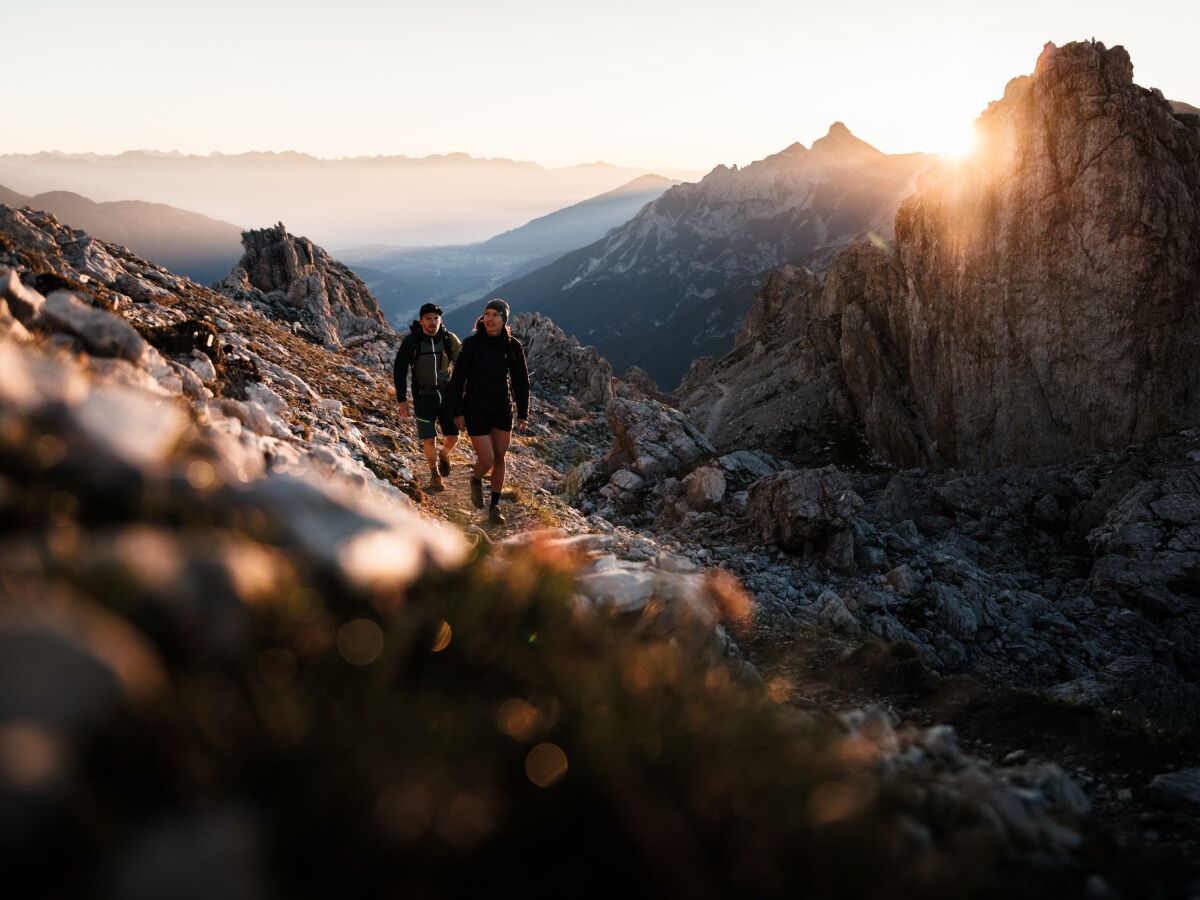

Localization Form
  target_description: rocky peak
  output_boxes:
[869,39,1200,467]
[810,121,883,160]
[217,222,389,350]
[684,39,1200,471]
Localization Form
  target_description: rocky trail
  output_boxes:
[410,440,562,545]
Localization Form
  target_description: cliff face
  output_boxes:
[852,40,1200,467]
[688,41,1200,469]
[218,222,389,349]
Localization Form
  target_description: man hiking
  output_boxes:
[393,302,461,492]
[449,299,530,526]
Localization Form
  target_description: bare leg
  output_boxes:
[489,427,511,497]
[469,434,494,480]
[442,434,459,455]
[422,437,438,472]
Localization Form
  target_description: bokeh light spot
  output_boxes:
[430,620,452,652]
[497,698,539,741]
[186,459,216,489]
[0,722,64,788]
[336,618,384,666]
[525,742,568,788]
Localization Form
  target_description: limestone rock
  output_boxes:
[217,223,389,348]
[847,41,1200,467]
[42,291,149,363]
[511,312,613,407]
[682,466,726,511]
[681,42,1200,470]
[677,265,860,463]
[604,396,714,485]
[1148,768,1200,809]
[0,265,46,325]
[746,466,863,557]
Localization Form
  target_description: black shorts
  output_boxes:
[464,408,513,437]
[412,391,458,440]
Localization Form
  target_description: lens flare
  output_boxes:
[937,122,979,160]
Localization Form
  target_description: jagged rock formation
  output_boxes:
[679,264,862,463]
[460,125,930,386]
[861,40,1200,467]
[1,202,1135,898]
[217,222,390,350]
[684,41,1200,470]
[511,312,613,408]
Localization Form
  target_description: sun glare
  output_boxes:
[936,122,979,160]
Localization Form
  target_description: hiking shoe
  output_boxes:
[437,449,450,477]
[488,506,506,526]
[470,478,484,509]
[429,473,446,492]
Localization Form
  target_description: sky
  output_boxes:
[6,0,1198,171]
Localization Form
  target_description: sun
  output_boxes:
[936,122,979,160]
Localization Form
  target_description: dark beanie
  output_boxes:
[485,298,510,323]
[419,302,443,317]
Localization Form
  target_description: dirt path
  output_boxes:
[410,439,552,545]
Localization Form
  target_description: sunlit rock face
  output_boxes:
[687,41,1200,470]
[846,40,1200,467]
[218,222,389,349]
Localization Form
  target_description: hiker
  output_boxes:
[449,299,530,525]
[393,302,462,492]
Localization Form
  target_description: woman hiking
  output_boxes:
[449,299,530,525]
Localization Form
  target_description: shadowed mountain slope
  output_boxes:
[461,125,928,387]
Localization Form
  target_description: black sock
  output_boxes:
[490,490,500,507]
[471,476,482,485]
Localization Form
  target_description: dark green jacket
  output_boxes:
[392,323,461,401]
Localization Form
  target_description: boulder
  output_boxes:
[604,396,714,484]
[41,291,149,363]
[746,466,863,559]
[683,466,726,511]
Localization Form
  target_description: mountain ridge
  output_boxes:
[463,123,930,386]
[0,183,244,283]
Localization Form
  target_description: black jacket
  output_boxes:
[448,327,530,419]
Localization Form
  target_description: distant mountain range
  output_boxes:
[0,184,243,283]
[0,150,701,248]
[338,175,675,325]
[454,124,930,387]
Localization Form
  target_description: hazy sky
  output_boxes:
[7,0,1197,170]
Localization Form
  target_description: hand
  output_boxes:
[516,418,528,433]
[454,416,466,432]
[398,400,410,418]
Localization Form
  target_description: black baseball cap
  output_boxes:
[419,302,443,317]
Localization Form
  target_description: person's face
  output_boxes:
[483,308,504,335]
[420,312,441,335]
